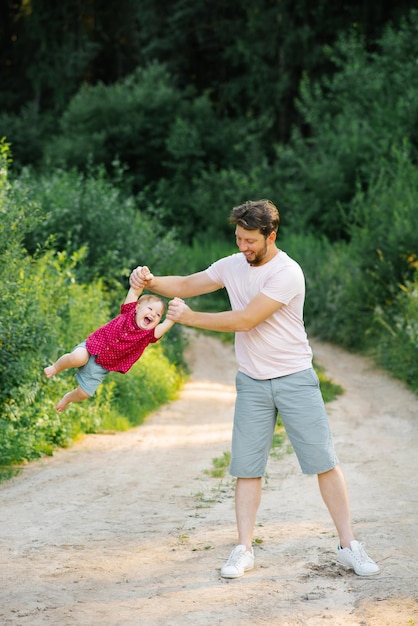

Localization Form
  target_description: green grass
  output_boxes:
[314,360,344,403]
[204,451,231,478]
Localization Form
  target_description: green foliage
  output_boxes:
[370,269,418,393]
[275,10,418,239]
[0,153,186,476]
[43,62,268,241]
[185,237,236,274]
[18,165,181,285]
[158,324,190,374]
[280,147,418,393]
[2,0,412,167]
[281,232,358,345]
[47,276,112,360]
[204,451,231,479]
[2,1,418,479]
[44,64,182,187]
[0,247,184,470]
[149,155,275,242]
[315,362,344,403]
[0,141,44,410]
[108,343,181,426]
[349,148,418,307]
[5,5,418,246]
[0,105,50,166]
[0,245,109,467]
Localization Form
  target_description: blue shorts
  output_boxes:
[74,341,109,396]
[230,369,339,477]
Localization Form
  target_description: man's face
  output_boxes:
[235,225,276,266]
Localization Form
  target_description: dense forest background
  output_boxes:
[1,0,418,474]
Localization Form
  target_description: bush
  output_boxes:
[108,342,181,426]
[349,148,418,309]
[282,148,418,360]
[0,249,185,470]
[0,248,111,466]
[0,149,187,475]
[44,63,182,188]
[43,62,260,198]
[370,269,418,393]
[146,157,277,243]
[43,61,269,241]
[273,10,418,240]
[0,104,54,167]
[279,232,355,345]
[18,165,182,286]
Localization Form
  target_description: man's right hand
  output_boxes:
[130,266,154,290]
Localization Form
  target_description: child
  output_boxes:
[44,268,175,412]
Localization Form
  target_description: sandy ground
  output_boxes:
[1,330,418,626]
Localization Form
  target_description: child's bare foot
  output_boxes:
[55,393,71,412]
[44,365,58,379]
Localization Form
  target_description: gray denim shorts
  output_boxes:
[74,341,109,396]
[230,368,339,477]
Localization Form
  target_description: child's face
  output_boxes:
[135,299,164,330]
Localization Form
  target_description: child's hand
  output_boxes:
[167,297,189,323]
[141,266,154,281]
[130,266,154,289]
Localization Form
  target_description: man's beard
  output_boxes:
[244,241,268,266]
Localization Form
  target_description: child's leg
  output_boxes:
[55,386,90,412]
[45,346,89,378]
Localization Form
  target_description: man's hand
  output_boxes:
[167,297,190,324]
[130,266,154,290]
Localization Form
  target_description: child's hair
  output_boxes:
[137,293,167,313]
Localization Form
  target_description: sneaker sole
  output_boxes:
[337,558,380,576]
[220,564,254,579]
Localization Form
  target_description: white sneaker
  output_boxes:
[337,540,380,576]
[220,544,255,578]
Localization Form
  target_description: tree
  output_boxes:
[272,9,418,239]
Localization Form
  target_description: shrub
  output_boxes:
[44,63,182,188]
[0,104,54,167]
[370,269,418,393]
[0,149,187,474]
[273,10,418,240]
[18,165,182,285]
[282,148,418,360]
[0,248,110,466]
[108,342,181,427]
[145,157,277,243]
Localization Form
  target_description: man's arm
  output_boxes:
[130,266,222,298]
[167,293,284,333]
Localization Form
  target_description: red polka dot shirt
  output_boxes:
[86,302,159,373]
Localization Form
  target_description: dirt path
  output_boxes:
[1,331,418,626]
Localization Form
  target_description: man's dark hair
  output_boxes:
[228,199,280,237]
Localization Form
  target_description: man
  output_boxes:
[130,199,379,578]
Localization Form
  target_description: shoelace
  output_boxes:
[352,542,373,563]
[227,548,247,567]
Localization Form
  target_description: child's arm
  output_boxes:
[124,286,142,304]
[124,266,151,304]
[154,296,184,338]
[154,317,175,339]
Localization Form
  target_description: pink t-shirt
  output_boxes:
[205,251,313,379]
[86,302,158,373]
